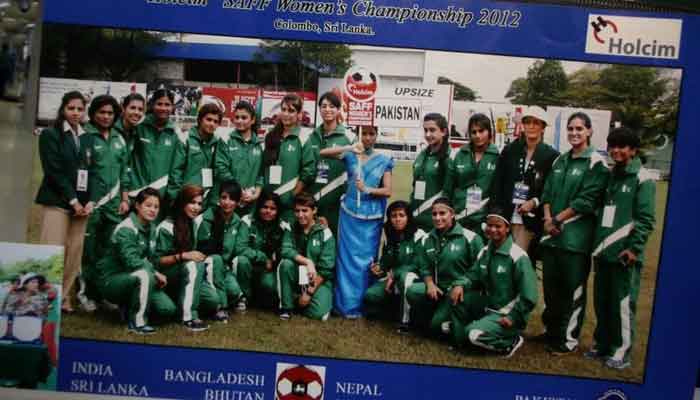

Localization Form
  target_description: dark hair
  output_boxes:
[197,103,223,124]
[318,91,341,108]
[422,113,450,179]
[384,200,417,246]
[53,91,86,131]
[467,113,493,141]
[607,126,640,149]
[122,93,145,109]
[172,184,204,253]
[88,94,121,128]
[485,204,511,227]
[133,187,161,215]
[255,189,284,258]
[256,188,283,220]
[263,94,303,167]
[207,180,242,255]
[233,100,258,134]
[147,89,175,115]
[293,191,317,209]
[567,112,592,145]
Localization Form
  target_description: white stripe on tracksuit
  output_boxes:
[402,272,419,324]
[564,285,584,350]
[128,175,168,197]
[183,261,197,322]
[591,222,634,257]
[314,173,348,201]
[131,269,150,327]
[274,177,298,197]
[539,214,583,242]
[612,295,632,361]
[412,191,444,218]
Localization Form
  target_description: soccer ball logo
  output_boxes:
[344,66,379,102]
[275,363,325,400]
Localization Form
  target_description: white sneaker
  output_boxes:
[77,293,97,312]
[441,321,452,334]
[236,297,247,313]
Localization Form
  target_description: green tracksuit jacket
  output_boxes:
[194,208,250,307]
[406,223,483,332]
[80,124,130,219]
[444,144,499,233]
[540,147,610,253]
[364,229,428,320]
[239,215,291,307]
[168,127,219,207]
[279,222,335,319]
[80,124,131,298]
[263,126,316,219]
[453,235,538,329]
[410,148,449,230]
[113,118,137,157]
[96,212,158,280]
[417,223,484,292]
[240,215,291,266]
[281,222,336,283]
[592,157,656,263]
[128,114,180,199]
[35,125,88,209]
[307,124,351,233]
[214,129,264,215]
[96,213,176,327]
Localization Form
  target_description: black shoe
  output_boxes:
[213,310,229,323]
[236,297,247,313]
[128,323,156,335]
[503,335,524,358]
[396,324,410,334]
[183,319,209,332]
[546,343,577,356]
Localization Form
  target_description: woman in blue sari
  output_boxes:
[320,126,394,318]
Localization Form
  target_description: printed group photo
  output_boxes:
[30,22,681,384]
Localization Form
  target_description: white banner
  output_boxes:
[38,78,147,121]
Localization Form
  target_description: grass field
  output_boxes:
[28,152,665,383]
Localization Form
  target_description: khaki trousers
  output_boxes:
[39,206,88,307]
[511,223,534,251]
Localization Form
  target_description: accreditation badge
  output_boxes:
[298,265,310,286]
[77,169,88,192]
[602,205,616,228]
[466,185,482,214]
[414,180,426,200]
[201,168,213,188]
[315,160,329,184]
[269,165,282,185]
[512,181,529,205]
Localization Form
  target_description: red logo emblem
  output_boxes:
[591,16,618,44]
[276,364,325,400]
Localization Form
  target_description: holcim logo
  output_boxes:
[585,14,682,60]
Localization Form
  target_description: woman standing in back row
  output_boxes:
[489,106,559,253]
[538,112,609,355]
[128,89,180,219]
[35,91,90,313]
[261,94,316,223]
[410,113,450,231]
[308,91,351,234]
[444,113,499,240]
